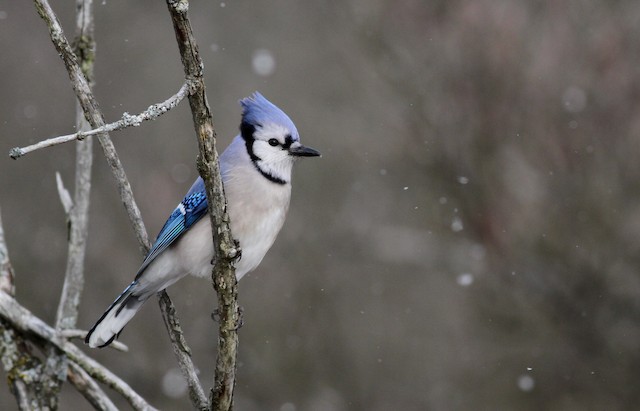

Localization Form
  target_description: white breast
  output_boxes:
[223,161,291,279]
[181,137,292,280]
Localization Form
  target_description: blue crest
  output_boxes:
[240,92,299,141]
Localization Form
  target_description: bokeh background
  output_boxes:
[2,0,640,410]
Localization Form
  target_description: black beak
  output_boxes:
[289,144,321,157]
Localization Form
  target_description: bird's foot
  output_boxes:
[230,239,242,262]
[235,305,244,330]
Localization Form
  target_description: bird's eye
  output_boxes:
[268,138,279,147]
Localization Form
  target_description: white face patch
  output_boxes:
[254,123,293,145]
[250,123,297,184]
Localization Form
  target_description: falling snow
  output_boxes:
[451,216,464,232]
[252,49,276,76]
[161,368,188,399]
[280,403,296,411]
[562,86,587,113]
[457,273,474,286]
[517,374,535,392]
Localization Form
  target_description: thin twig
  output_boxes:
[0,209,14,296]
[60,328,129,352]
[43,0,97,404]
[1,212,56,409]
[34,0,151,252]
[159,291,208,410]
[10,378,31,411]
[55,172,74,214]
[55,0,94,333]
[0,319,36,411]
[9,82,191,160]
[30,2,190,409]
[0,291,158,411]
[166,1,241,410]
[54,136,91,331]
[33,2,208,409]
[68,362,119,411]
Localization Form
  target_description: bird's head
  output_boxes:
[239,92,320,185]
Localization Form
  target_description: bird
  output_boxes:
[85,92,320,348]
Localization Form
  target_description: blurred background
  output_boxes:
[2,0,640,410]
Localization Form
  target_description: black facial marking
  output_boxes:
[240,121,260,162]
[240,121,287,185]
[240,121,257,141]
[259,171,287,185]
[283,134,293,149]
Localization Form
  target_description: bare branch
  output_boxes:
[0,209,15,296]
[9,2,215,410]
[10,82,191,160]
[55,0,95,334]
[165,1,241,409]
[56,172,74,215]
[34,0,151,252]
[10,377,31,411]
[1,212,62,409]
[31,2,208,409]
[158,291,208,410]
[0,319,46,411]
[68,362,119,411]
[0,291,158,411]
[40,1,98,406]
[60,329,129,352]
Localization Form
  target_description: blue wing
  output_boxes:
[135,178,208,278]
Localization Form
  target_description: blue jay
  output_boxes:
[85,92,320,348]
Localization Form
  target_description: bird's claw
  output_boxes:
[231,239,242,262]
[235,306,244,330]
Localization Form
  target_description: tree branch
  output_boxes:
[29,1,205,408]
[0,319,50,411]
[159,291,208,410]
[0,209,14,296]
[41,0,97,404]
[165,1,241,410]
[33,1,210,408]
[0,210,34,410]
[67,362,119,411]
[60,329,128,352]
[59,0,95,329]
[9,82,192,160]
[34,0,151,253]
[7,1,226,409]
[0,291,158,411]
[0,212,62,409]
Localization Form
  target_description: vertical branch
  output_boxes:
[0,291,159,411]
[56,0,95,333]
[0,325,57,411]
[50,3,118,408]
[34,0,151,252]
[0,209,14,296]
[0,210,56,410]
[0,211,27,410]
[42,0,98,405]
[34,1,208,409]
[165,1,241,410]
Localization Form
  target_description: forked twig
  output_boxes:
[10,82,191,160]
